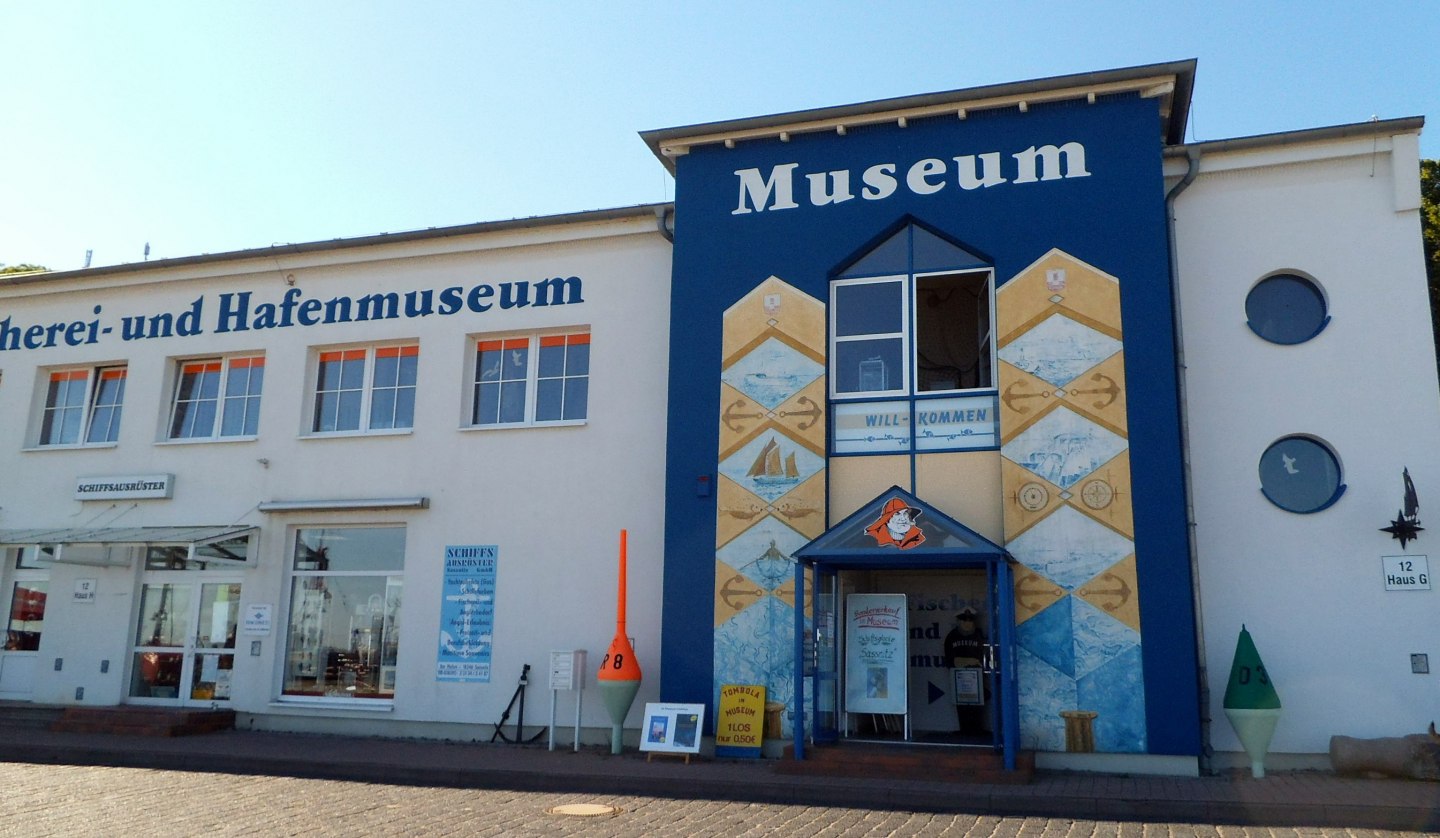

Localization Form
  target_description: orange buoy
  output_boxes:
[597,529,642,752]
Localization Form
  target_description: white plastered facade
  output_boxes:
[0,209,672,740]
[1170,128,1440,763]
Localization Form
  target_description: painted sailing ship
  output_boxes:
[748,438,800,487]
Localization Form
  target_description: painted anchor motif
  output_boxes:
[1077,572,1132,612]
[778,396,822,430]
[1068,372,1120,409]
[723,399,765,432]
[720,574,765,611]
[1015,572,1064,612]
[1002,380,1052,414]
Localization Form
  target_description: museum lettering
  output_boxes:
[732,141,1091,215]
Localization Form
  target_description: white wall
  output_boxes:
[0,212,672,736]
[1172,133,1440,755]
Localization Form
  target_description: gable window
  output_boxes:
[39,365,127,446]
[168,355,265,440]
[829,222,997,455]
[471,331,589,427]
[310,344,418,434]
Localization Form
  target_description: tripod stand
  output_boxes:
[491,663,547,744]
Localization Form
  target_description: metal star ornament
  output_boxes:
[1380,467,1423,550]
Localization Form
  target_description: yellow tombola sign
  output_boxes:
[715,684,766,758]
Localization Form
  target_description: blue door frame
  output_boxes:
[791,555,1019,771]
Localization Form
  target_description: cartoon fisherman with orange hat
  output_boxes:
[865,497,926,549]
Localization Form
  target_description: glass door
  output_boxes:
[130,579,241,705]
[0,548,49,699]
[811,566,841,743]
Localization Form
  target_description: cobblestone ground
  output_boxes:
[2,763,1428,838]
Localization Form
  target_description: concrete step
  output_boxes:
[775,742,1035,784]
[0,703,67,730]
[49,707,235,736]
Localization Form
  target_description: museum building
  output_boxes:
[2,60,1435,775]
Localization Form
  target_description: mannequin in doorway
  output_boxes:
[944,609,988,733]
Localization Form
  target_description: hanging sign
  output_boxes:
[436,545,497,682]
[714,684,766,758]
[844,593,908,714]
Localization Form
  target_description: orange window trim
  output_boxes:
[51,370,89,382]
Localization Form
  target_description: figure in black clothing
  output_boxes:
[944,609,988,733]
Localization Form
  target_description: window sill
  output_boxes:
[22,442,120,452]
[461,419,587,432]
[271,697,395,712]
[301,428,415,440]
[155,436,259,446]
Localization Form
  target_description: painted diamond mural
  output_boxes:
[1006,505,1134,591]
[997,313,1121,388]
[721,337,824,410]
[719,430,826,503]
[716,516,806,591]
[1006,406,1127,490]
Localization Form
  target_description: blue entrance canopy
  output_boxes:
[794,485,1008,568]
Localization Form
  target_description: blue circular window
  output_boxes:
[1245,273,1329,345]
[1259,436,1345,513]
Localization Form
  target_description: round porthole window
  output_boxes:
[1258,436,1345,513]
[1245,273,1329,345]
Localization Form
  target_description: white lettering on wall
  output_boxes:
[732,141,1091,214]
[733,163,800,215]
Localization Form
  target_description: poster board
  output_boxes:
[844,593,908,715]
[952,667,984,706]
[638,703,705,755]
[714,684,765,758]
[435,545,497,682]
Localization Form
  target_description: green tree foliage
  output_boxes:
[1424,160,1440,370]
[0,263,48,275]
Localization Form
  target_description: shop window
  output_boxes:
[1259,435,1345,513]
[167,355,265,440]
[309,344,418,434]
[283,527,403,700]
[1245,273,1329,345]
[38,365,127,446]
[471,331,589,427]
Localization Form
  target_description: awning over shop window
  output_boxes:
[0,525,257,567]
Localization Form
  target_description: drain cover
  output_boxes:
[546,803,619,817]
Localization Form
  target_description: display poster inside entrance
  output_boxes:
[844,593,908,714]
[436,545,497,682]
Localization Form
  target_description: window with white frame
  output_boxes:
[830,271,993,399]
[309,345,418,434]
[471,331,589,426]
[168,355,265,440]
[282,527,403,700]
[38,365,128,446]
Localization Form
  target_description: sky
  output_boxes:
[2,2,1436,272]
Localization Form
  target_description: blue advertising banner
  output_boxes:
[436,545,497,683]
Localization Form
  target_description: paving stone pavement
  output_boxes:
[2,762,1432,838]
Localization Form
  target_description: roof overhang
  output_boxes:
[642,60,1197,173]
[0,525,257,567]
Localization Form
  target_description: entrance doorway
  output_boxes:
[0,548,49,699]
[129,570,241,705]
[841,569,998,745]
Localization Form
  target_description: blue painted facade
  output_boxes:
[660,85,1201,756]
